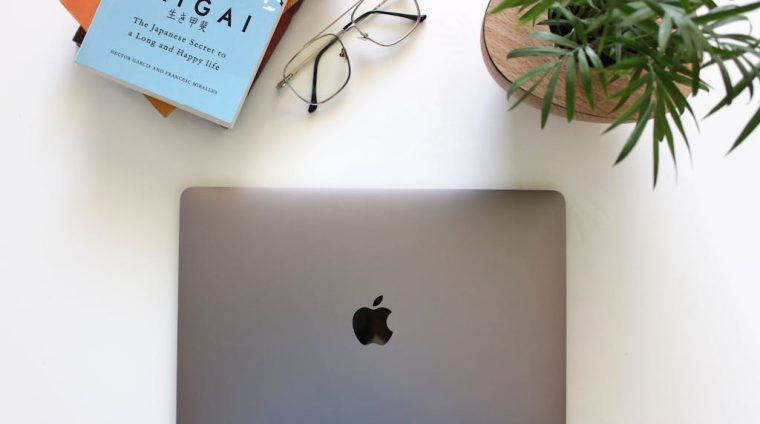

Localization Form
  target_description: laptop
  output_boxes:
[177,188,566,424]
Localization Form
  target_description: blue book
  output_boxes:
[77,0,285,127]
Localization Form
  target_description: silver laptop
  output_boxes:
[178,188,566,424]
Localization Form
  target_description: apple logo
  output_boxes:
[352,295,393,346]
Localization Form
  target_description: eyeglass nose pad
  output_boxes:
[357,33,371,41]
[339,48,347,58]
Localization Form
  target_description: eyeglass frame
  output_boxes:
[277,0,427,112]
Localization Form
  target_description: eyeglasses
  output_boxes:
[277,0,427,113]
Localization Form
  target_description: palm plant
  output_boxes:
[494,0,760,185]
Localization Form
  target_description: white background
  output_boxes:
[2,1,760,423]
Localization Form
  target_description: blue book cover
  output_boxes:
[77,0,285,127]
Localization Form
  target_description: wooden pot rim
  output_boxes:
[481,1,640,124]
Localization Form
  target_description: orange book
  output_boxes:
[61,0,303,119]
[60,0,98,30]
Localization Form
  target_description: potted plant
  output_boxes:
[482,0,760,185]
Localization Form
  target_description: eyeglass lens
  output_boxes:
[284,35,351,106]
[353,0,421,46]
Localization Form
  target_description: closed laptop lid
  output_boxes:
[177,188,566,424]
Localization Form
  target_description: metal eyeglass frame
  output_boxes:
[277,0,427,113]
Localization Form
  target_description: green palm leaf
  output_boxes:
[494,0,760,185]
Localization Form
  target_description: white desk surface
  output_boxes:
[2,2,760,423]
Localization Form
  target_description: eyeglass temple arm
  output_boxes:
[308,36,342,113]
[308,11,427,113]
[342,10,427,31]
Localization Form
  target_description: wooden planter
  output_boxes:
[481,0,634,123]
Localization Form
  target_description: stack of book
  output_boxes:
[61,0,304,127]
